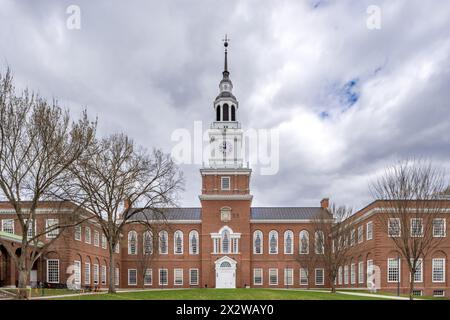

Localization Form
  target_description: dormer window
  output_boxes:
[221,177,230,190]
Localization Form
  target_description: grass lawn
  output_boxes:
[53,288,389,300]
[338,289,447,300]
[2,288,83,298]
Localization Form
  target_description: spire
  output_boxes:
[222,34,230,79]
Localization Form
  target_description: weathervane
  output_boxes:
[222,34,230,48]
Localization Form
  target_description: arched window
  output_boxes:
[216,105,221,121]
[143,231,153,255]
[284,230,293,254]
[231,105,236,121]
[253,230,263,254]
[222,104,229,121]
[159,230,168,254]
[299,230,309,254]
[269,230,278,254]
[128,231,137,255]
[221,229,230,254]
[220,261,232,268]
[189,230,199,255]
[315,231,325,254]
[174,230,183,254]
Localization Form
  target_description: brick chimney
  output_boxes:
[124,198,132,210]
[320,198,329,209]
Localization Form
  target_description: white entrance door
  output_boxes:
[216,261,236,288]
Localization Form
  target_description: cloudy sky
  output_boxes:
[1,0,449,211]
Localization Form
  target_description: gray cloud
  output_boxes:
[1,0,449,211]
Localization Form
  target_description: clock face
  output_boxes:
[218,141,233,155]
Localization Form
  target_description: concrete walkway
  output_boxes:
[336,290,418,300]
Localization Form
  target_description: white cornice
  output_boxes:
[0,208,78,214]
[250,219,334,224]
[129,220,201,224]
[200,168,252,175]
[199,194,253,201]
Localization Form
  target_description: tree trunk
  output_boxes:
[17,252,29,299]
[330,276,336,293]
[409,270,415,300]
[108,245,116,294]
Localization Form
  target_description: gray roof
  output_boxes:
[128,207,329,222]
[127,208,201,221]
[251,207,330,220]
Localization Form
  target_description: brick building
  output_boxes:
[0,40,449,297]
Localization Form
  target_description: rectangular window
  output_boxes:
[358,261,364,284]
[410,218,423,237]
[24,219,35,239]
[115,243,120,253]
[45,219,59,238]
[387,258,400,283]
[1,219,14,234]
[213,238,220,254]
[315,268,324,286]
[366,221,373,240]
[338,267,342,285]
[101,265,107,285]
[432,258,445,283]
[174,268,183,286]
[94,230,100,247]
[232,238,239,254]
[159,269,168,286]
[366,260,374,284]
[388,218,401,237]
[284,268,293,286]
[46,259,60,283]
[269,268,278,285]
[85,227,91,244]
[253,268,263,285]
[93,264,99,285]
[74,225,81,241]
[102,234,107,249]
[144,269,152,285]
[433,218,446,237]
[350,264,356,284]
[433,290,445,297]
[357,225,363,243]
[74,260,81,286]
[85,263,91,285]
[221,176,230,190]
[115,267,119,286]
[128,269,137,286]
[411,259,423,283]
[189,269,199,286]
[300,268,308,286]
[344,266,349,285]
[350,229,356,246]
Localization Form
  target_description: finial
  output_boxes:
[222,34,230,48]
[222,34,230,75]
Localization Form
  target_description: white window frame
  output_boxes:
[115,267,119,286]
[314,231,324,255]
[357,225,363,244]
[387,258,401,283]
[344,265,349,285]
[410,218,424,238]
[269,268,278,286]
[268,230,278,254]
[159,268,168,286]
[350,263,356,284]
[189,230,199,255]
[338,267,342,285]
[253,268,263,285]
[45,219,59,239]
[74,225,82,241]
[358,261,364,284]
[46,259,60,283]
[174,230,184,255]
[410,258,423,283]
[315,268,325,286]
[221,176,231,190]
[189,268,199,286]
[432,258,445,283]
[433,218,446,237]
[299,230,309,255]
[300,268,308,286]
[253,230,263,254]
[144,269,153,286]
[74,260,81,285]
[366,221,373,240]
[284,268,294,286]
[84,262,91,285]
[284,230,294,255]
[159,231,168,254]
[102,234,107,249]
[128,230,138,255]
[128,269,137,286]
[388,218,401,238]
[101,265,107,285]
[85,227,91,244]
[93,264,99,285]
[94,230,100,247]
[1,219,14,234]
[350,229,356,246]
[174,268,183,286]
[24,219,36,239]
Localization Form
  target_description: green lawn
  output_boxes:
[338,289,447,300]
[53,288,388,300]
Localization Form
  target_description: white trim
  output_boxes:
[199,194,253,201]
[174,268,183,286]
[315,268,325,286]
[200,169,252,175]
[144,268,153,286]
[46,259,60,283]
[189,268,199,286]
[128,269,137,286]
[250,219,334,224]
[253,268,263,286]
[432,258,446,283]
[269,268,278,286]
[387,258,401,283]
[159,268,169,286]
[221,176,231,191]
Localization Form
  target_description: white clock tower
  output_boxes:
[208,35,244,169]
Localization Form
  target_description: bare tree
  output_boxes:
[312,204,353,293]
[63,134,183,293]
[0,68,96,298]
[370,159,448,300]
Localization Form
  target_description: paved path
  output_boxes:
[336,290,417,300]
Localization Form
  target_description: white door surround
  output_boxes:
[215,256,237,288]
